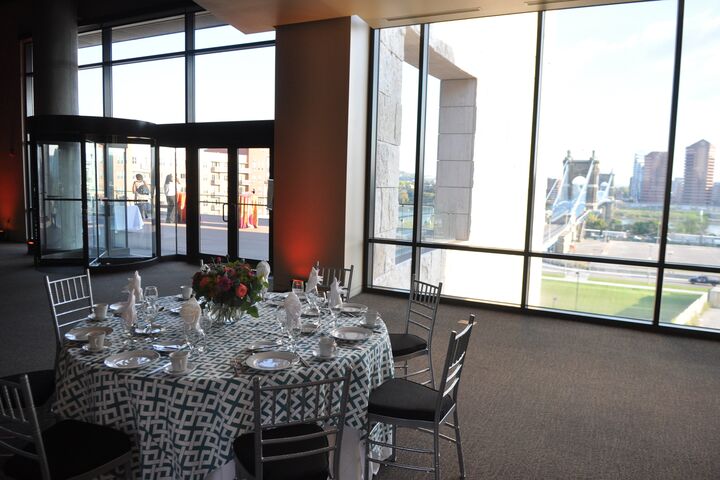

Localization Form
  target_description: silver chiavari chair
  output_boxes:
[233,368,352,480]
[390,275,442,387]
[314,261,354,300]
[45,269,95,349]
[365,315,476,480]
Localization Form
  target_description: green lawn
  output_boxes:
[539,278,701,322]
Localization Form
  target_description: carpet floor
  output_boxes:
[1,242,719,479]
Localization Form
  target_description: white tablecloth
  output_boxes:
[111,203,144,231]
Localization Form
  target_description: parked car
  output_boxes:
[689,275,720,286]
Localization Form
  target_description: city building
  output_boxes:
[639,151,667,204]
[629,154,643,202]
[682,139,715,205]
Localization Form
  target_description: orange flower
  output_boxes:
[236,283,248,298]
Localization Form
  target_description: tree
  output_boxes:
[585,212,607,230]
[630,220,659,236]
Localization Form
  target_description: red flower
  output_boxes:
[236,283,248,298]
[199,277,210,288]
[218,275,233,292]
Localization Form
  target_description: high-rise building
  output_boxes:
[629,154,643,202]
[682,140,715,206]
[640,151,667,203]
[671,177,684,204]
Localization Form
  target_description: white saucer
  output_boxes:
[311,349,337,361]
[81,343,109,353]
[359,322,382,330]
[163,362,197,376]
[87,313,110,322]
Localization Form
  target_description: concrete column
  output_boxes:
[33,0,81,253]
[434,78,476,241]
[273,17,368,293]
[34,0,78,116]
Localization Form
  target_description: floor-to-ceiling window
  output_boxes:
[25,9,275,265]
[368,0,720,333]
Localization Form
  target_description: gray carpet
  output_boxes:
[1,242,719,479]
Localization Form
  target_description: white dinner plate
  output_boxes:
[135,326,163,336]
[164,362,197,376]
[65,326,113,342]
[245,351,299,371]
[152,340,186,353]
[330,326,372,342]
[358,322,382,331]
[109,302,125,312]
[170,307,182,314]
[266,299,285,308]
[339,303,368,315]
[87,313,111,322]
[104,350,159,369]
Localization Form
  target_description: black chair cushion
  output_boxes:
[233,423,329,480]
[3,419,131,480]
[389,333,427,358]
[368,378,454,422]
[1,369,56,406]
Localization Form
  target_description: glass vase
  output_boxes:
[206,302,245,326]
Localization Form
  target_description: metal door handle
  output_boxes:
[222,203,228,222]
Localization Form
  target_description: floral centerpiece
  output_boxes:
[191,259,267,324]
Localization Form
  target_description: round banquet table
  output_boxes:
[53,294,394,479]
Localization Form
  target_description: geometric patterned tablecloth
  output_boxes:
[53,295,394,479]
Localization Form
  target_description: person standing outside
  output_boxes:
[132,174,151,219]
[164,174,180,222]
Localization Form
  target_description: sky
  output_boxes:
[396,0,720,188]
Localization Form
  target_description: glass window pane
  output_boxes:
[528,258,657,322]
[660,269,720,330]
[195,48,275,121]
[25,76,33,116]
[419,249,524,305]
[24,42,33,73]
[78,67,103,116]
[532,1,676,261]
[199,148,228,256]
[421,15,536,249]
[370,242,412,291]
[78,30,102,65]
[666,0,720,267]
[195,12,275,49]
[112,16,184,61]
[373,27,420,240]
[112,58,185,124]
[160,147,187,256]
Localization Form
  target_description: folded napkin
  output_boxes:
[121,291,137,329]
[328,277,343,308]
[256,260,271,282]
[284,291,302,324]
[126,270,143,302]
[180,297,202,331]
[306,266,321,293]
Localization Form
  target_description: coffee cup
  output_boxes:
[169,350,189,372]
[364,310,379,327]
[93,303,108,320]
[86,331,106,351]
[318,336,337,357]
[180,285,193,300]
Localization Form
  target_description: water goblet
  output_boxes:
[329,303,342,330]
[291,280,304,297]
[285,315,302,354]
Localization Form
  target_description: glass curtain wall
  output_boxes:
[368,0,720,332]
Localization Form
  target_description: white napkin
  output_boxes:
[284,291,302,323]
[306,266,320,293]
[126,270,143,302]
[256,260,271,281]
[180,297,202,331]
[328,277,343,308]
[121,291,137,329]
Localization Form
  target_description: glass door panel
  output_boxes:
[199,148,229,256]
[86,141,107,264]
[237,147,270,261]
[160,147,187,255]
[38,142,83,260]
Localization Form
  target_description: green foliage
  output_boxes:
[629,220,659,236]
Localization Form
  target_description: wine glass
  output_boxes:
[285,315,302,353]
[142,286,159,335]
[291,280,304,297]
[144,286,158,307]
[329,303,342,330]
